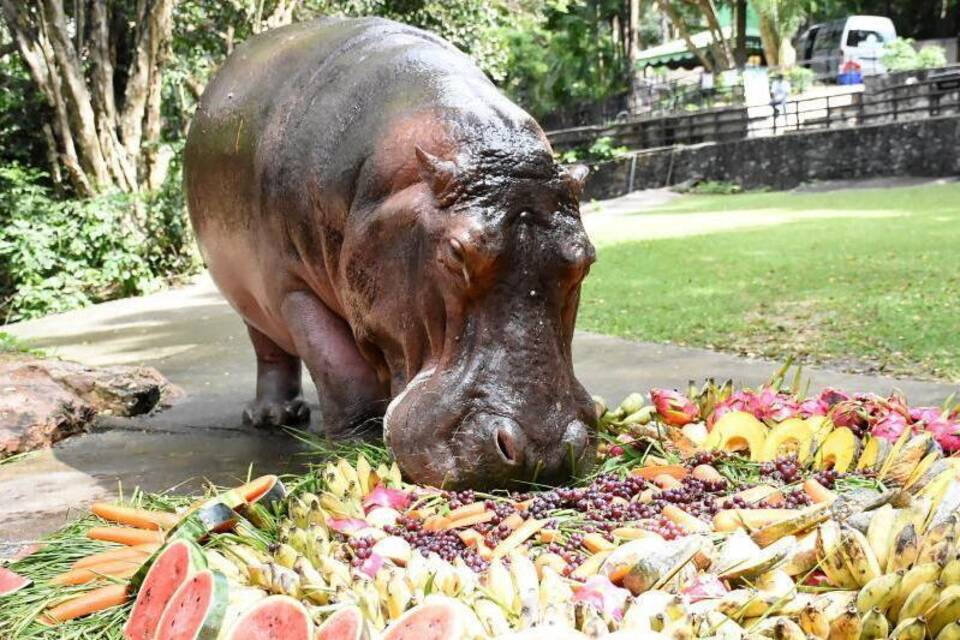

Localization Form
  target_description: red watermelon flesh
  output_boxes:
[124,540,205,640]
[225,595,313,640]
[0,566,31,596]
[315,605,364,640]
[382,599,467,640]
[154,569,228,640]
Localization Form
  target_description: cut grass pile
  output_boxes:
[578,182,960,381]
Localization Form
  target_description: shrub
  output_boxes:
[882,38,948,72]
[558,136,629,164]
[689,180,743,195]
[784,66,815,93]
[0,162,200,323]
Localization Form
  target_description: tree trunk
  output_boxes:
[626,0,641,112]
[698,0,734,70]
[659,0,714,71]
[735,0,747,68]
[759,13,780,68]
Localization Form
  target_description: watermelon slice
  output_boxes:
[222,594,313,640]
[154,569,229,640]
[315,605,365,640]
[124,539,206,640]
[382,596,483,640]
[0,565,31,596]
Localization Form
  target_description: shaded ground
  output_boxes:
[2,271,955,548]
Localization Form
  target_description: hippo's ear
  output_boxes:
[415,146,459,196]
[562,164,589,199]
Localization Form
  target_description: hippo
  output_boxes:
[184,16,597,488]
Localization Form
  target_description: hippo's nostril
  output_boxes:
[495,428,519,464]
[563,420,591,462]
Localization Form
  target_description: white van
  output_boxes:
[799,16,897,80]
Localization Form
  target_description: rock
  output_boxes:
[0,355,178,456]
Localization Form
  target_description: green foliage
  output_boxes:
[784,66,815,93]
[0,163,200,323]
[0,49,49,169]
[558,136,628,163]
[882,38,948,72]
[688,180,743,195]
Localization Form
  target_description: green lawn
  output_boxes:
[578,182,960,382]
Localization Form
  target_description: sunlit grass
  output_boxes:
[579,182,960,381]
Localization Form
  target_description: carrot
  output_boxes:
[582,532,617,553]
[492,518,545,559]
[39,583,129,625]
[444,510,495,530]
[734,484,784,507]
[502,513,524,530]
[72,543,157,569]
[447,502,486,521]
[662,504,712,533]
[87,526,164,546]
[691,464,726,484]
[632,464,689,481]
[236,474,278,503]
[457,529,484,548]
[713,508,796,532]
[51,559,142,586]
[91,503,179,530]
[803,477,838,504]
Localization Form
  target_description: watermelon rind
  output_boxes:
[155,569,230,640]
[124,539,207,640]
[221,594,313,640]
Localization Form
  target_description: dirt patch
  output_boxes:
[0,355,180,457]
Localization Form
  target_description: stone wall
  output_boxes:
[581,115,960,200]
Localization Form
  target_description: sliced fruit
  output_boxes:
[806,415,834,444]
[224,595,313,640]
[716,535,794,581]
[713,508,797,532]
[761,418,813,462]
[750,502,831,547]
[124,539,207,640]
[706,411,768,461]
[856,435,892,471]
[316,606,365,640]
[154,569,229,640]
[814,427,859,472]
[884,433,939,486]
[877,428,916,483]
[0,565,30,596]
[381,596,482,640]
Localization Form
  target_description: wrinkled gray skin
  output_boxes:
[184,17,597,488]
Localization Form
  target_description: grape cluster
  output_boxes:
[812,467,840,488]
[473,500,524,549]
[686,450,729,468]
[347,536,376,567]
[383,516,488,572]
[758,456,802,483]
[782,488,813,508]
[444,489,477,511]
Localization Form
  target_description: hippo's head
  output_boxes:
[363,134,597,489]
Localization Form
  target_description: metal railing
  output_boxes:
[547,73,960,153]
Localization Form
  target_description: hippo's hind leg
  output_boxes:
[243,323,311,429]
[281,290,389,438]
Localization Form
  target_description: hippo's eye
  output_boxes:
[440,237,471,285]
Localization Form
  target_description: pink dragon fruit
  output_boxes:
[682,574,728,602]
[326,517,367,535]
[572,575,630,621]
[362,485,412,512]
[650,388,700,427]
[871,412,909,443]
[925,414,960,453]
[799,388,852,417]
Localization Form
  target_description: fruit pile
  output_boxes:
[2,379,960,640]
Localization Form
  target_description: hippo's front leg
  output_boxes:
[243,324,311,429]
[281,290,389,437]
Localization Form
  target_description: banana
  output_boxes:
[661,614,694,640]
[575,601,608,637]
[539,566,575,627]
[859,607,889,639]
[828,604,862,640]
[927,591,960,637]
[799,602,830,639]
[336,458,362,500]
[888,524,920,573]
[839,526,883,586]
[938,622,960,640]
[856,571,902,614]
[918,517,959,565]
[385,570,412,620]
[484,557,516,612]
[866,504,897,569]
[896,579,941,623]
[293,557,329,604]
[508,550,540,628]
[287,495,310,528]
[271,542,300,568]
[818,522,860,589]
[942,555,960,586]
[355,454,372,496]
[889,616,926,640]
[889,561,942,621]
[473,597,511,637]
[322,462,349,497]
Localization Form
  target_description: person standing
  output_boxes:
[770,73,791,131]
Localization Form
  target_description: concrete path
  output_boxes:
[3,273,956,548]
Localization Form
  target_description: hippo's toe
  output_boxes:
[242,397,311,429]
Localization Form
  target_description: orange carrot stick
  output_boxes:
[713,508,796,532]
[236,475,277,503]
[51,559,142,586]
[39,584,130,625]
[662,504,711,533]
[90,503,179,530]
[803,477,838,504]
[72,543,157,569]
[632,464,689,481]
[87,527,164,546]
